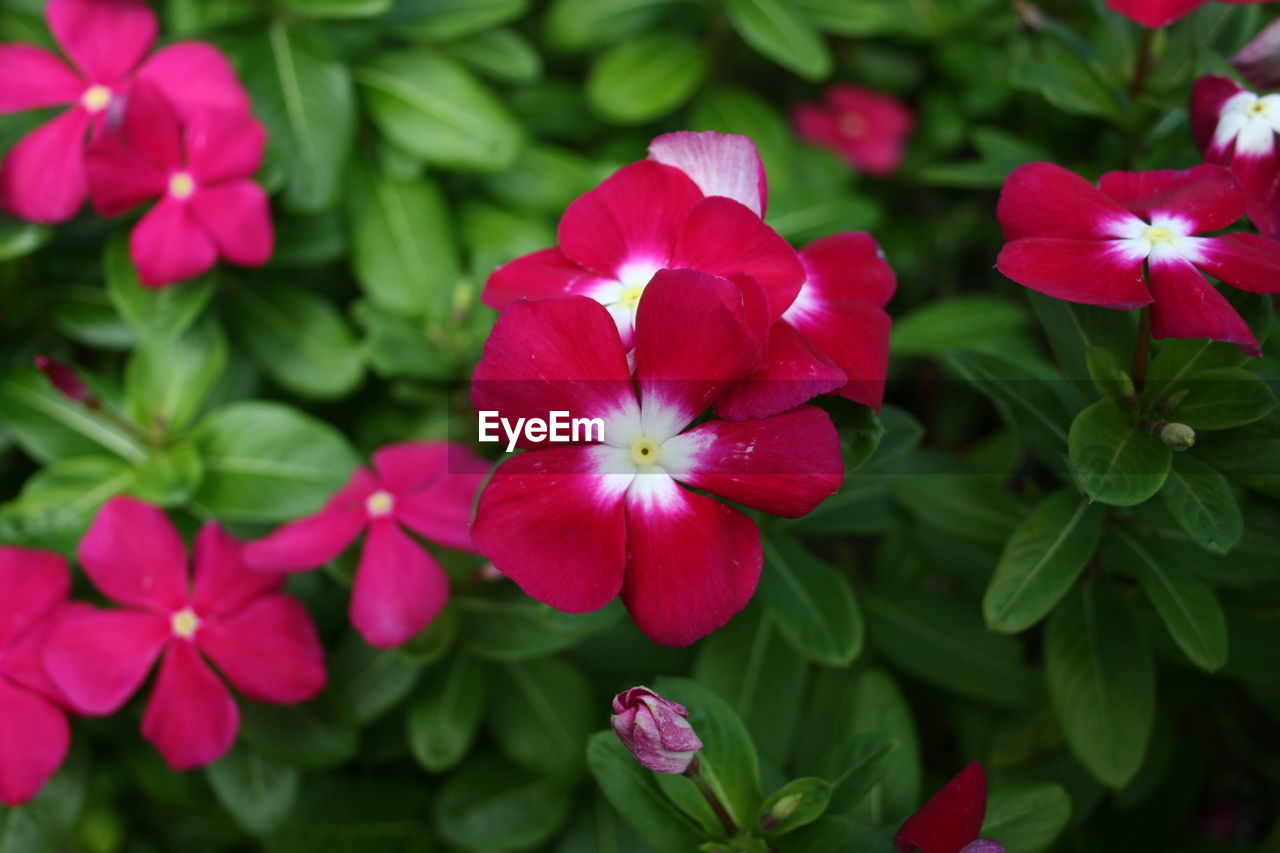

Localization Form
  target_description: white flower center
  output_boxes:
[171,607,200,639]
[1112,215,1202,264]
[366,490,395,518]
[168,171,196,200]
[1214,91,1280,156]
[81,84,112,113]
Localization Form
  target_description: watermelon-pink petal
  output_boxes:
[0,547,70,651]
[242,468,376,571]
[996,238,1152,309]
[185,110,265,184]
[189,179,274,266]
[350,519,451,648]
[1106,0,1208,27]
[78,495,189,611]
[0,679,69,807]
[997,162,1138,241]
[1194,232,1280,293]
[714,322,846,421]
[43,604,170,715]
[648,130,768,216]
[483,247,612,310]
[133,41,251,119]
[198,595,326,704]
[84,128,165,216]
[378,443,487,553]
[0,46,82,113]
[799,232,896,307]
[141,641,238,770]
[794,299,893,409]
[1148,256,1260,356]
[130,195,219,287]
[1097,165,1244,234]
[46,0,156,85]
[117,81,184,172]
[0,107,91,224]
[191,523,285,618]
[1191,75,1245,159]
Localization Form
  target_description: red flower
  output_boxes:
[0,0,248,224]
[1232,18,1280,92]
[244,442,488,649]
[469,270,843,647]
[1191,75,1280,237]
[996,161,1280,356]
[85,81,272,287]
[0,548,71,806]
[484,132,803,347]
[43,497,326,771]
[1106,0,1268,28]
[792,85,914,177]
[896,762,1005,853]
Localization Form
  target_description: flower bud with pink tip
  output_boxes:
[610,686,703,774]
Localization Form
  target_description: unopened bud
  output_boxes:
[1232,18,1280,91]
[33,355,95,405]
[610,686,702,774]
[959,842,1007,853]
[1157,422,1196,451]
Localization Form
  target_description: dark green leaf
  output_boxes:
[1069,399,1170,506]
[891,297,1028,357]
[1159,453,1242,554]
[329,633,424,724]
[545,0,675,50]
[490,657,594,781]
[385,0,529,41]
[587,733,709,853]
[239,700,359,769]
[408,655,487,772]
[981,783,1071,853]
[280,0,390,17]
[759,534,863,666]
[759,777,831,835]
[458,593,623,660]
[207,743,299,836]
[433,753,572,850]
[1166,367,1276,431]
[0,744,88,853]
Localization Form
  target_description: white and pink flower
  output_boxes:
[1192,75,1280,238]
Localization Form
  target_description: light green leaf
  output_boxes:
[130,440,204,507]
[1069,398,1170,506]
[105,234,215,340]
[892,297,1029,356]
[0,369,147,465]
[124,318,227,433]
[280,0,390,17]
[726,0,832,81]
[759,777,831,835]
[385,0,529,42]
[586,35,708,124]
[445,28,542,82]
[546,0,675,50]
[0,456,135,551]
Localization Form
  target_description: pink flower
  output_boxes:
[469,270,843,647]
[244,442,488,649]
[0,548,71,806]
[484,132,803,347]
[895,762,1004,853]
[85,82,272,287]
[792,85,914,177]
[1191,75,1280,237]
[1106,0,1268,28]
[610,686,703,774]
[996,161,1280,356]
[33,354,94,405]
[42,497,326,771]
[1232,19,1280,92]
[0,0,248,223]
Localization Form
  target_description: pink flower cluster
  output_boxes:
[0,0,272,286]
[470,131,895,647]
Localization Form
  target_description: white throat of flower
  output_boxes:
[590,259,664,335]
[1113,215,1203,264]
[1214,91,1280,156]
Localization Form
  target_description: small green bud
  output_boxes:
[1157,422,1196,451]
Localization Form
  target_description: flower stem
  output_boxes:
[1128,28,1155,102]
[684,758,739,839]
[1131,308,1151,392]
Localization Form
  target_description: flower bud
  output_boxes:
[610,686,703,774]
[1157,422,1196,451]
[33,355,94,405]
[1232,18,1280,91]
[959,842,1006,853]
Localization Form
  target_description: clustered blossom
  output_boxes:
[0,0,271,286]
[792,84,915,177]
[895,762,1006,853]
[610,686,703,774]
[1107,0,1269,28]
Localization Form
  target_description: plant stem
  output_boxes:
[684,759,739,839]
[1131,308,1151,392]
[1128,28,1155,102]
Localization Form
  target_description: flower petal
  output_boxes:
[1193,232,1280,293]
[78,495,189,611]
[714,322,847,421]
[557,160,702,278]
[998,162,1139,241]
[797,232,896,307]
[0,46,82,113]
[376,443,487,552]
[141,641,238,770]
[1148,255,1260,356]
[189,179,274,267]
[0,547,70,651]
[133,42,250,119]
[648,130,767,216]
[115,80,183,172]
[46,0,156,84]
[996,238,1152,309]
[198,595,326,704]
[471,446,630,613]
[84,128,165,216]
[43,604,169,715]
[663,406,843,517]
[350,519,451,648]
[1097,165,1245,234]
[1105,0,1206,27]
[794,300,892,409]
[1227,145,1280,234]
[0,108,90,224]
[621,479,761,647]
[0,679,69,807]
[958,842,1006,853]
[483,248,612,310]
[1192,75,1247,158]
[895,761,988,853]
[1231,20,1280,92]
[191,523,285,618]
[242,468,376,571]
[185,111,265,184]
[0,612,67,702]
[130,195,219,287]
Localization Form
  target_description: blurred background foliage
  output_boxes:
[1,0,1278,851]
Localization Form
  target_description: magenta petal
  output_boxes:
[1,614,67,702]
[0,547,70,651]
[350,519,450,648]
[375,443,486,552]
[0,108,90,224]
[133,42,250,119]
[996,238,1152,309]
[1192,75,1247,159]
[1097,165,1244,234]
[958,843,1006,853]
[895,761,988,853]
[243,469,375,571]
[84,130,165,216]
[371,441,454,494]
[141,641,238,771]
[794,299,892,409]
[189,180,274,267]
[714,322,847,421]
[116,81,183,172]
[0,679,69,807]
[1105,0,1206,27]
[664,406,843,517]
[185,110,265,184]
[130,196,219,287]
[1231,20,1280,91]
[1148,256,1260,356]
[43,604,170,715]
[191,523,284,618]
[998,162,1138,241]
[198,595,326,704]
[483,248,610,310]
[622,483,761,647]
[471,446,629,614]
[78,496,189,611]
[557,160,701,278]
[1194,232,1280,293]
[799,232,896,306]
[1227,148,1280,234]
[46,0,156,85]
[648,130,767,216]
[0,46,83,113]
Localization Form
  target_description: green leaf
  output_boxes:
[239,699,359,769]
[586,35,708,125]
[240,24,355,213]
[0,369,147,464]
[1107,530,1229,672]
[891,297,1029,357]
[816,734,898,818]
[347,161,459,319]
[408,654,487,772]
[759,534,863,666]
[984,489,1105,633]
[587,733,709,853]
[759,777,831,835]
[0,217,51,261]
[280,0,390,17]
[545,0,675,50]
[231,283,365,400]
[891,468,1027,546]
[1028,292,1136,385]
[1045,585,1155,788]
[130,440,204,507]
[124,318,227,432]
[1069,399,1170,506]
[329,633,424,724]
[490,657,594,782]
[783,816,897,853]
[0,744,88,853]
[193,401,360,522]
[206,743,299,836]
[0,456,134,550]
[264,776,433,851]
[358,49,522,172]
[458,593,623,660]
[385,0,529,42]
[445,28,542,82]
[981,783,1072,853]
[1010,38,1121,122]
[1166,367,1276,431]
[105,234,215,340]
[1159,453,1242,554]
[726,0,832,81]
[433,753,573,850]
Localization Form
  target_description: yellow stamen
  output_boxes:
[629,437,662,468]
[171,607,200,639]
[619,285,645,310]
[81,84,112,113]
[1249,100,1268,114]
[1144,225,1174,243]
[366,490,395,518]
[168,172,196,200]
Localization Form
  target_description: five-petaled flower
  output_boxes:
[996,161,1280,356]
[42,497,326,771]
[792,85,914,177]
[1192,75,1280,238]
[86,81,273,287]
[470,270,843,647]
[0,548,72,806]
[244,442,488,649]
[1106,0,1268,28]
[0,0,248,223]
[610,686,703,774]
[895,761,1005,853]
